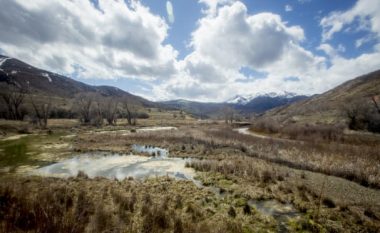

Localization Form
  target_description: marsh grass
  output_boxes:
[73,124,380,188]
[0,175,263,233]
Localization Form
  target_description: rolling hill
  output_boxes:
[0,55,152,106]
[160,93,308,118]
[258,69,380,125]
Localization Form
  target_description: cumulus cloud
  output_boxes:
[150,1,326,101]
[166,1,175,24]
[199,0,235,16]
[285,5,293,12]
[0,0,178,80]
[320,0,380,42]
[317,43,345,58]
[1,0,380,102]
[153,1,380,102]
[191,2,306,71]
[298,0,312,4]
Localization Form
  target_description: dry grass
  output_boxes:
[1,120,380,232]
[75,124,380,188]
[0,175,275,233]
[205,126,380,188]
[187,156,380,232]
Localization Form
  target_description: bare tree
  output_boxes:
[222,106,235,124]
[75,93,94,124]
[30,96,51,129]
[102,97,119,125]
[0,85,26,120]
[344,97,380,132]
[24,80,51,129]
[123,99,138,125]
[372,95,380,114]
[91,100,104,127]
[344,100,365,130]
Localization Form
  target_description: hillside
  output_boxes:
[160,94,308,118]
[159,99,225,118]
[234,94,308,114]
[259,69,380,125]
[0,55,152,106]
[0,55,312,118]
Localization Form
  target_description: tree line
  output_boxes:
[0,84,148,129]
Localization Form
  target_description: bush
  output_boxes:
[228,206,236,218]
[49,108,76,119]
[345,99,380,133]
[251,118,281,134]
[133,112,150,119]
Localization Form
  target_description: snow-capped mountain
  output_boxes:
[226,91,301,105]
[225,91,309,113]
[226,95,250,105]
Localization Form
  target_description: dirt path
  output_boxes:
[234,127,294,142]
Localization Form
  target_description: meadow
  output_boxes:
[0,109,379,233]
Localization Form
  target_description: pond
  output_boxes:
[131,144,168,157]
[248,199,300,232]
[35,145,195,181]
[0,135,50,172]
[136,126,177,132]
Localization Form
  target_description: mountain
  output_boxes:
[160,92,309,118]
[0,54,309,118]
[226,91,300,105]
[226,95,250,105]
[259,69,380,125]
[159,99,225,118]
[0,55,153,107]
[225,92,308,114]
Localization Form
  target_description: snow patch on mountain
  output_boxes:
[42,73,52,82]
[226,91,300,105]
[0,57,11,73]
[226,95,249,104]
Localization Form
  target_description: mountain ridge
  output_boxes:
[258,69,380,126]
[0,55,153,107]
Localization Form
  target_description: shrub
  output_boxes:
[228,206,236,218]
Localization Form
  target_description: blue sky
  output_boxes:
[0,0,380,102]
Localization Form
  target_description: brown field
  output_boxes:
[0,110,380,232]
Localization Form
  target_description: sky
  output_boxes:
[0,0,380,102]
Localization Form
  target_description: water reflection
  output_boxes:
[37,149,195,181]
[248,199,300,231]
[131,144,168,157]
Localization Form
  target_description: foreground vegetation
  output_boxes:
[1,175,277,233]
[0,111,380,232]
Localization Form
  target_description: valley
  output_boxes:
[2,0,380,232]
[0,55,380,232]
[1,106,380,232]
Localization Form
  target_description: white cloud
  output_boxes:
[152,1,325,101]
[199,0,235,16]
[298,0,312,4]
[320,0,380,41]
[166,1,175,24]
[1,0,380,102]
[317,44,335,56]
[191,2,306,71]
[355,34,375,48]
[153,1,380,102]
[285,5,293,12]
[0,0,178,80]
